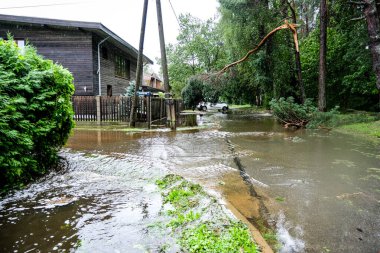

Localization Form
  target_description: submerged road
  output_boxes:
[0,113,379,252]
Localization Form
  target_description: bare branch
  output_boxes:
[217,21,300,75]
[348,0,366,5]
[350,16,366,21]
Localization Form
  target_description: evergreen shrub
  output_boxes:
[0,38,75,192]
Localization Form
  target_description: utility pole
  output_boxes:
[156,0,176,130]
[130,0,149,127]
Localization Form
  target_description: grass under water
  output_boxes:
[155,174,259,253]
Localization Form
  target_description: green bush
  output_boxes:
[0,38,75,192]
[181,76,222,109]
[270,97,342,128]
[181,77,205,109]
[269,97,317,127]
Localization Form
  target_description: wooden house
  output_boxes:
[0,14,153,96]
[144,73,164,91]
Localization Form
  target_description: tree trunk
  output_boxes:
[318,0,328,112]
[363,0,380,95]
[287,0,306,103]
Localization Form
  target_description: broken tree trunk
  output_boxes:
[287,0,306,104]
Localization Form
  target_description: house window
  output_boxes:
[115,55,130,79]
[107,85,112,96]
[14,39,25,48]
[102,47,108,59]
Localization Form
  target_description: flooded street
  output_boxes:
[220,113,380,252]
[0,113,379,252]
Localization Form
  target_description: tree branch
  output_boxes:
[350,16,366,21]
[348,0,366,5]
[218,21,300,75]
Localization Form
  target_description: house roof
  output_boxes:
[0,14,153,64]
[143,73,163,82]
[141,85,165,93]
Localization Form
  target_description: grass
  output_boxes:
[154,174,259,253]
[307,111,380,141]
[336,120,380,140]
[180,222,257,253]
[229,104,254,109]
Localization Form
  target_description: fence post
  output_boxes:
[96,96,101,124]
[147,96,152,129]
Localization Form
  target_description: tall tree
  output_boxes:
[166,14,226,97]
[318,0,328,111]
[286,0,306,103]
[361,0,380,97]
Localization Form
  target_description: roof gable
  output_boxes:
[0,14,153,64]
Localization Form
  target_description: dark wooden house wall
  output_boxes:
[0,22,138,96]
[0,23,94,96]
[92,35,137,96]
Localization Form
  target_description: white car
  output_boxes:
[197,102,229,112]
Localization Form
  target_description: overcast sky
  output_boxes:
[0,0,219,71]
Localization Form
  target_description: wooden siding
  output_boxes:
[0,23,94,96]
[92,35,137,96]
[0,22,138,96]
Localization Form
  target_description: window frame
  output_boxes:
[114,55,130,80]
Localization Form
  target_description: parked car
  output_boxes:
[197,101,229,113]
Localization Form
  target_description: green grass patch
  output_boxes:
[336,120,380,140]
[275,196,285,202]
[180,222,257,253]
[155,174,183,189]
[154,174,259,253]
[229,104,253,109]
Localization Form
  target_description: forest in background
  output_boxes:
[165,0,380,112]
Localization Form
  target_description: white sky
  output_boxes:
[0,0,219,72]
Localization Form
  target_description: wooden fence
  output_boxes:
[72,96,183,126]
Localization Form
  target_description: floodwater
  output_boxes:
[0,113,379,252]
[220,113,380,252]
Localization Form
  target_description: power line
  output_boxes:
[168,0,181,28]
[0,1,90,10]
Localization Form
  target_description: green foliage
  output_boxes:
[300,0,378,110]
[124,80,135,97]
[270,97,316,126]
[337,121,380,139]
[168,211,201,228]
[0,37,74,192]
[270,97,342,128]
[165,0,379,110]
[155,174,258,253]
[155,174,183,189]
[181,78,206,108]
[167,14,227,97]
[181,76,225,108]
[180,222,257,253]
[270,97,378,129]
[218,0,297,105]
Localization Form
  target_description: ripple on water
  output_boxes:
[276,211,305,253]
[0,151,171,252]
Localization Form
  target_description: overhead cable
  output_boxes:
[168,0,181,28]
[0,1,90,10]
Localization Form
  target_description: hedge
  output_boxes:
[0,37,75,193]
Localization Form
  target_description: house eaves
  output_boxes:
[0,14,153,64]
